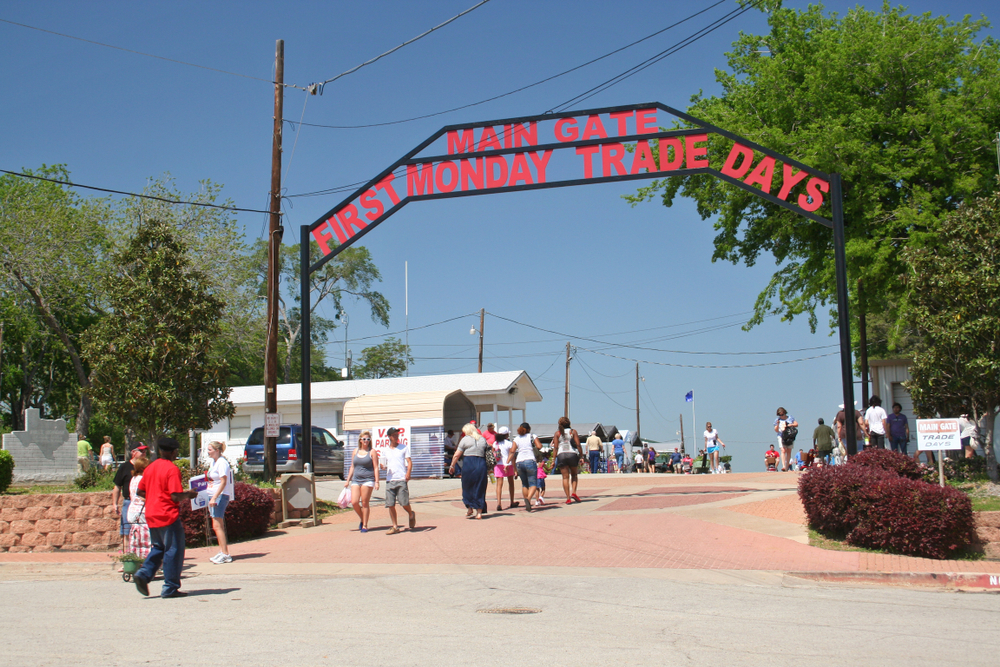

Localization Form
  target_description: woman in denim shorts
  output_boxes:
[206,441,233,564]
[511,423,542,512]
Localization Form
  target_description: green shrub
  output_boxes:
[0,450,15,493]
[74,465,116,491]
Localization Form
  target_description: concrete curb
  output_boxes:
[788,570,1000,591]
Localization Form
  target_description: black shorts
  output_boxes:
[556,452,580,470]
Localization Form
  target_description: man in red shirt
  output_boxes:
[133,437,198,598]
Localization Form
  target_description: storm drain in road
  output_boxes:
[477,607,542,615]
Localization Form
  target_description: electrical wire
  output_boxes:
[641,381,676,424]
[322,311,478,346]
[284,0,730,131]
[578,346,839,369]
[283,93,310,186]
[575,355,633,410]
[486,311,838,356]
[549,0,762,112]
[316,0,492,88]
[0,169,272,214]
[0,17,287,87]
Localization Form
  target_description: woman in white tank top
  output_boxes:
[553,416,583,504]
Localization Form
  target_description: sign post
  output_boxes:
[916,419,962,487]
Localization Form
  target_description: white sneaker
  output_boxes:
[218,554,233,564]
[210,552,225,564]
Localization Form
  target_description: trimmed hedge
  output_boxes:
[179,482,275,547]
[0,450,14,493]
[850,448,924,480]
[799,464,976,559]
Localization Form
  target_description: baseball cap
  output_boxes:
[156,436,180,451]
[497,426,510,435]
[386,427,400,437]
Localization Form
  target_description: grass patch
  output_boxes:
[808,528,984,561]
[972,496,1000,512]
[316,499,348,521]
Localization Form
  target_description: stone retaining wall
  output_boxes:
[0,492,118,553]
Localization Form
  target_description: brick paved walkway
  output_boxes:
[3,472,998,577]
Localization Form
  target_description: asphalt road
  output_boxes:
[3,568,998,667]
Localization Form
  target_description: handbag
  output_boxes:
[484,439,497,468]
[337,485,351,509]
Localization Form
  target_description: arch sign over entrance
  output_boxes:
[298,103,858,465]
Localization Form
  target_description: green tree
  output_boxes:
[0,166,110,435]
[249,239,390,383]
[352,337,413,379]
[82,219,235,449]
[903,190,1000,482]
[626,3,1000,348]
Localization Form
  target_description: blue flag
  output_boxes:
[685,391,693,402]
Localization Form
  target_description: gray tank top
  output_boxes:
[352,449,376,485]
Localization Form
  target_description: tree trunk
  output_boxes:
[984,412,998,484]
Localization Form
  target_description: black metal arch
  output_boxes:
[298,103,857,466]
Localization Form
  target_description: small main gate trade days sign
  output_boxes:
[307,103,832,259]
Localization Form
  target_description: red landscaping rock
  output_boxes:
[44,506,72,520]
[34,519,62,533]
[46,532,67,547]
[0,534,20,548]
[9,520,33,535]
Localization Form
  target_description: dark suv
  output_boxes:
[242,424,344,477]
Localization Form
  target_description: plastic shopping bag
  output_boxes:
[337,486,352,509]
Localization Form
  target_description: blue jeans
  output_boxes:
[120,499,131,536]
[890,436,908,456]
[615,453,624,469]
[589,451,601,474]
[136,518,186,597]
[516,460,538,488]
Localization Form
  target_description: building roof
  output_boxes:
[228,370,542,407]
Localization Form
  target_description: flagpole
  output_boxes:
[692,396,696,447]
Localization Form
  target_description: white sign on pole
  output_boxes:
[264,413,282,438]
[915,419,963,451]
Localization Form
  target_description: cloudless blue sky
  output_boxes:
[3,1,996,468]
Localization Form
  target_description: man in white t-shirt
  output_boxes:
[382,428,415,534]
[864,396,889,449]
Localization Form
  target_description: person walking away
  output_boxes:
[640,443,651,473]
[345,430,379,532]
[493,426,518,511]
[510,423,541,511]
[451,423,489,519]
[670,448,682,473]
[704,422,725,473]
[773,408,798,472]
[886,403,910,456]
[864,396,889,450]
[612,433,625,473]
[99,436,115,471]
[112,444,148,558]
[586,431,602,474]
[648,446,657,473]
[206,441,234,564]
[76,434,92,473]
[958,413,977,459]
[834,403,865,454]
[813,418,836,465]
[133,437,198,598]
[553,417,583,504]
[384,428,416,533]
[126,454,151,559]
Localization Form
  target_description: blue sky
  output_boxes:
[2,1,996,469]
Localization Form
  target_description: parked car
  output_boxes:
[242,424,344,478]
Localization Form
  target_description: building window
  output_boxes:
[229,415,252,440]
[335,410,343,434]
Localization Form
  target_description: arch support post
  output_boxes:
[831,174,858,455]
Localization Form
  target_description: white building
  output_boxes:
[201,370,542,462]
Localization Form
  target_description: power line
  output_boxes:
[0,17,287,87]
[575,355,634,410]
[550,0,762,112]
[0,169,272,214]
[486,311,838,356]
[316,0,492,88]
[577,346,839,369]
[284,0,730,131]
[326,311,477,346]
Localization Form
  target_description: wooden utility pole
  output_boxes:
[264,39,284,482]
[477,308,484,373]
[679,413,685,454]
[635,363,640,445]
[564,342,571,418]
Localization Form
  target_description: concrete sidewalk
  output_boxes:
[3,472,998,588]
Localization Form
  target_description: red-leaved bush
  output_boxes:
[799,464,975,559]
[179,482,275,547]
[849,448,924,480]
